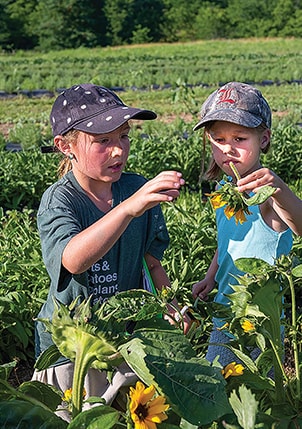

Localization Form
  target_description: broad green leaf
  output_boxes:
[18,380,62,411]
[229,385,258,429]
[67,405,120,429]
[226,370,274,393]
[120,331,230,426]
[179,420,200,429]
[255,332,266,352]
[0,400,68,429]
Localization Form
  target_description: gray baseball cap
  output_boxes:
[193,82,271,131]
[50,83,157,136]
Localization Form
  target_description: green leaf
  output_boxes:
[104,289,163,321]
[67,405,120,429]
[120,330,230,426]
[0,361,17,382]
[234,258,271,275]
[292,264,302,278]
[255,332,266,352]
[229,385,258,429]
[225,346,258,373]
[179,420,200,429]
[0,400,68,429]
[242,185,276,206]
[18,380,62,411]
[35,344,63,371]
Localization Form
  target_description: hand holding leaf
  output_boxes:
[207,162,276,224]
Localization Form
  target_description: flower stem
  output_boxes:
[71,342,95,419]
[229,162,241,182]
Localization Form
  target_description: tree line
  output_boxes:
[1,0,302,52]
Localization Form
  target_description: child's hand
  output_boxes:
[237,168,279,195]
[164,306,193,334]
[126,171,185,217]
[192,278,215,301]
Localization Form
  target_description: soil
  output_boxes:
[8,359,35,388]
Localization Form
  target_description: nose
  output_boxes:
[222,140,235,155]
[111,138,124,156]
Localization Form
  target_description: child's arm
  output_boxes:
[61,171,185,274]
[192,249,218,300]
[237,168,302,236]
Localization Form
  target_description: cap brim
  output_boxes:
[193,109,262,131]
[73,106,157,134]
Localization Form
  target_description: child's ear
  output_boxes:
[260,129,271,150]
[54,135,71,156]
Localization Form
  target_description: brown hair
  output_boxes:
[57,129,79,178]
[201,122,271,181]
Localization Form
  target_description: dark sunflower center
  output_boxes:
[135,403,148,420]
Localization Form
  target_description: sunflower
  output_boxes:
[241,319,255,333]
[207,162,276,225]
[129,381,169,429]
[62,387,87,413]
[207,185,251,225]
[221,362,244,379]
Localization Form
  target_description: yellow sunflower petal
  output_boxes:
[141,384,156,405]
[235,208,247,224]
[130,381,155,405]
[234,364,244,375]
[221,362,244,379]
[144,421,157,429]
[134,419,151,429]
[224,205,235,219]
[62,387,72,402]
[241,319,255,332]
[147,412,169,423]
[210,194,227,209]
[147,396,169,415]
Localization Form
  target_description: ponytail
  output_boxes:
[56,130,79,178]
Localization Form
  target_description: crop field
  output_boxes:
[0,38,302,428]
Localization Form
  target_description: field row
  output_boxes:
[0,38,302,93]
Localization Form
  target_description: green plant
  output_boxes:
[8,121,46,150]
[194,254,302,428]
[263,122,302,183]
[0,150,58,210]
[0,208,48,362]
[30,289,230,427]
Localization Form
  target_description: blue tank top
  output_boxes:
[213,203,293,327]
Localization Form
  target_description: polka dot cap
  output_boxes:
[50,83,157,136]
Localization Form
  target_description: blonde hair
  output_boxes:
[201,122,271,181]
[57,129,79,178]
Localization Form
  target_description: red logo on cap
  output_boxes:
[217,88,236,104]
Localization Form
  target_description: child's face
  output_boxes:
[206,121,269,179]
[71,123,131,183]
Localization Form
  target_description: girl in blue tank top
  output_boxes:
[192,81,302,367]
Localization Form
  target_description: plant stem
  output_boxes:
[229,162,241,181]
[71,344,95,419]
[285,271,300,404]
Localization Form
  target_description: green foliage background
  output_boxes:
[0,38,301,366]
[1,0,302,51]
